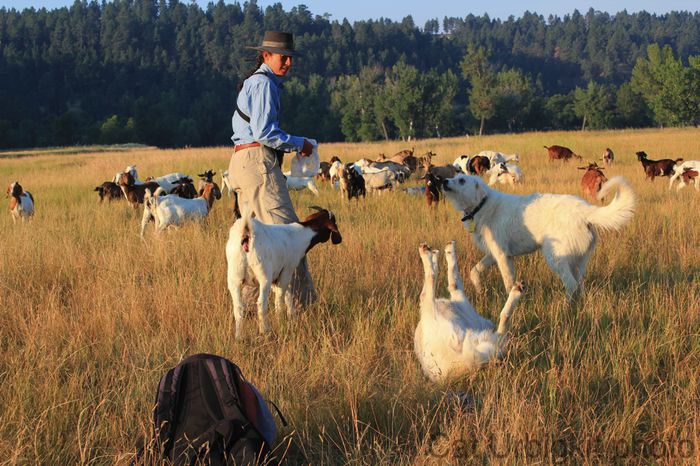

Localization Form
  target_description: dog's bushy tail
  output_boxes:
[587,176,635,231]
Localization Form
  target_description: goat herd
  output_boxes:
[5,143,696,383]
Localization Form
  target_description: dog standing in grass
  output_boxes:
[442,175,635,299]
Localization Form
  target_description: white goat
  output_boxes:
[478,150,520,166]
[7,181,35,223]
[226,207,342,339]
[669,160,700,190]
[328,160,343,186]
[453,155,471,174]
[140,182,221,235]
[362,169,396,193]
[283,171,319,196]
[487,162,524,186]
[414,241,525,383]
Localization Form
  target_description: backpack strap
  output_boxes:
[235,71,272,123]
[153,362,186,459]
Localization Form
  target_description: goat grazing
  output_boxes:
[7,181,34,223]
[578,162,608,200]
[94,181,123,203]
[226,206,342,338]
[414,242,525,383]
[545,145,582,162]
[140,181,221,235]
[636,151,682,181]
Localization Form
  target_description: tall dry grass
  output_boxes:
[1,128,699,465]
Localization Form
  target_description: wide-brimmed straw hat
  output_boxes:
[247,31,298,56]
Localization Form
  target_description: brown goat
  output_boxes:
[636,151,683,181]
[317,161,331,182]
[423,161,460,179]
[468,155,491,174]
[118,172,160,208]
[680,168,699,190]
[578,162,608,200]
[94,181,123,203]
[422,171,442,207]
[545,145,582,162]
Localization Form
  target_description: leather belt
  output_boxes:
[234,142,261,153]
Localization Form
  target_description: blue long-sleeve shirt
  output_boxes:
[231,63,305,151]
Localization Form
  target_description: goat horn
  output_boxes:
[308,205,325,212]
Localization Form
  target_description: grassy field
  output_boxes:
[1,128,699,465]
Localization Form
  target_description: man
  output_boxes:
[228,31,316,307]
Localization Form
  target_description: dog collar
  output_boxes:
[461,196,488,222]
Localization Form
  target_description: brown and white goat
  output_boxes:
[7,181,34,223]
[118,172,160,208]
[545,145,582,162]
[226,206,342,338]
[679,168,699,191]
[578,162,608,200]
[196,170,216,194]
[636,151,683,181]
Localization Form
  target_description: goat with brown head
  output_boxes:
[578,162,608,199]
[301,206,342,252]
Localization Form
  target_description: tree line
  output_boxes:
[0,1,699,149]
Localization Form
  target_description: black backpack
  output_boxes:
[147,354,284,465]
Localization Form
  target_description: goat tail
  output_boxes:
[153,186,166,197]
[587,176,635,232]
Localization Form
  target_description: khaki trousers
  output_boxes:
[228,144,317,307]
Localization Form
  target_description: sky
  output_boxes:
[0,0,698,30]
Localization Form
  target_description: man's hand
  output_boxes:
[300,139,314,157]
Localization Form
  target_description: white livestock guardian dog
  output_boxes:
[414,241,525,383]
[442,174,635,299]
